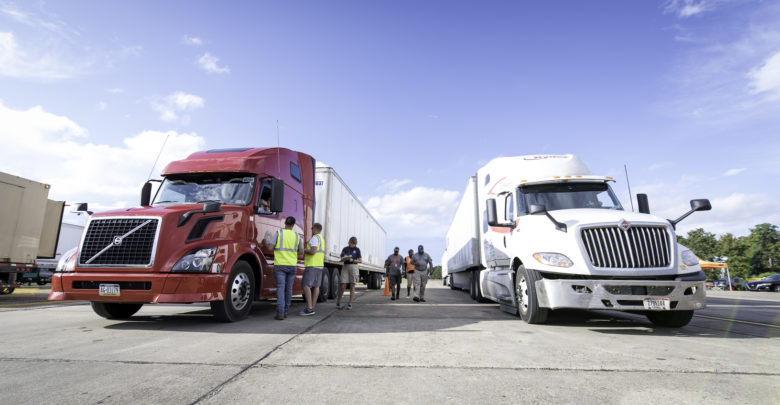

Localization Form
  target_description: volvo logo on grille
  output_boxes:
[113,236,123,246]
[618,219,631,231]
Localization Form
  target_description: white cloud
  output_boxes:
[0,31,86,80]
[197,52,230,74]
[664,0,710,18]
[723,168,746,176]
[107,88,124,94]
[748,50,780,99]
[96,101,107,111]
[0,100,206,211]
[377,179,412,192]
[675,192,780,237]
[183,35,202,46]
[151,92,205,124]
[365,184,460,238]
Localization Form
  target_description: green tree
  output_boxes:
[431,265,442,279]
[716,233,749,279]
[746,223,779,276]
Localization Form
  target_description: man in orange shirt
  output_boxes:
[404,249,415,298]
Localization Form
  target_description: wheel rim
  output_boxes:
[516,274,529,315]
[230,272,251,311]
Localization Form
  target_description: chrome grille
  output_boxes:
[581,225,671,268]
[79,218,159,267]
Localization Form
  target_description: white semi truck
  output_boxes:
[443,155,709,327]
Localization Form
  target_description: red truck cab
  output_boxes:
[49,147,315,322]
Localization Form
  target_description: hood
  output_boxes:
[540,208,670,228]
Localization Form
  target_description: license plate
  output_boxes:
[99,284,120,296]
[643,297,670,310]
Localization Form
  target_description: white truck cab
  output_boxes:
[444,155,709,327]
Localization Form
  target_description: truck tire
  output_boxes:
[515,266,549,324]
[645,310,694,328]
[328,267,340,299]
[91,302,143,319]
[318,268,330,303]
[210,261,254,322]
[0,287,14,295]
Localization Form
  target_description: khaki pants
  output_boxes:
[413,271,429,300]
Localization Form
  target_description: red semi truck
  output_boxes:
[49,147,387,321]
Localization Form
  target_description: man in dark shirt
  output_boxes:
[384,247,404,300]
[337,236,361,310]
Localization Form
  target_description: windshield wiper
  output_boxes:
[153,200,180,205]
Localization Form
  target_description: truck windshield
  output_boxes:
[520,182,623,211]
[153,174,256,206]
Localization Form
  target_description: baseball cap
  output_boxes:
[418,245,424,251]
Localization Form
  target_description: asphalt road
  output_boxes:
[0,283,778,404]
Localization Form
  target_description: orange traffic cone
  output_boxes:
[383,276,391,296]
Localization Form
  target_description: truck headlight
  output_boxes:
[533,252,573,268]
[55,247,78,272]
[681,250,699,266]
[172,247,217,273]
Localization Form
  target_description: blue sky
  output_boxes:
[1,0,779,263]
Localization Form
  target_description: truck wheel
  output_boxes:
[91,302,143,319]
[318,269,330,303]
[515,266,549,324]
[773,285,780,292]
[0,287,15,295]
[645,310,694,328]
[328,267,340,299]
[210,261,254,322]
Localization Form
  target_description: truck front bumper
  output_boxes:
[48,272,227,303]
[535,275,706,311]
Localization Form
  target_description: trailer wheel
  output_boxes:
[318,268,330,303]
[90,302,143,319]
[328,267,340,299]
[515,265,548,324]
[645,310,694,328]
[0,287,15,295]
[210,261,254,322]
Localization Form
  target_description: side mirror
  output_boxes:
[270,178,285,212]
[691,199,711,211]
[668,198,712,229]
[486,199,515,228]
[71,202,89,213]
[141,182,152,206]
[637,193,650,214]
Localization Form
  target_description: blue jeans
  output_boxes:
[274,265,296,315]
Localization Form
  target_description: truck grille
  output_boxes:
[79,218,160,267]
[581,225,671,268]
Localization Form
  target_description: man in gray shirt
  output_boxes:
[412,245,433,302]
[384,247,404,300]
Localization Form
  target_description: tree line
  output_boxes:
[676,223,779,280]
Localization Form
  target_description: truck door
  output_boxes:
[254,179,280,297]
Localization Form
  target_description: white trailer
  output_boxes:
[443,155,710,327]
[315,165,387,292]
[0,172,64,293]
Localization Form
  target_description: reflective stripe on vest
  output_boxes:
[274,229,299,266]
[304,234,325,268]
[406,256,415,272]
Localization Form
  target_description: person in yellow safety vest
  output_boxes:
[273,216,303,320]
[404,249,416,298]
[300,222,325,316]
